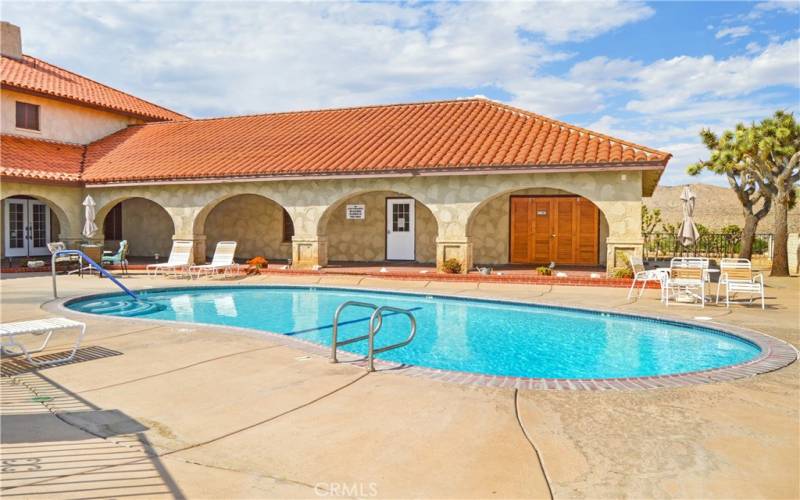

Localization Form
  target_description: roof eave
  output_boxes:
[84,161,669,187]
[1,83,186,122]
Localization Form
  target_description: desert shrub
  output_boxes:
[752,237,769,254]
[536,266,552,276]
[441,258,462,274]
[612,267,634,278]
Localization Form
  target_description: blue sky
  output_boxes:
[4,1,799,187]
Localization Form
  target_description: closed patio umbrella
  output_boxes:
[82,195,98,238]
[678,186,700,247]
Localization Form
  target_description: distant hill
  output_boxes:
[645,183,800,234]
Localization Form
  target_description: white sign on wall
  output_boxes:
[346,204,366,220]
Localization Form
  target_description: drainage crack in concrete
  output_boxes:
[162,371,371,457]
[513,388,555,500]
[78,344,285,393]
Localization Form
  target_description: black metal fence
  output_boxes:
[643,232,773,261]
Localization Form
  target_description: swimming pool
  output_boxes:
[66,285,764,380]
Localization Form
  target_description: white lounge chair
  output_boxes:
[627,256,669,301]
[1,317,86,366]
[189,241,240,279]
[146,240,193,277]
[716,258,765,309]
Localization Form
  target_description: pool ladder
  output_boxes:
[330,300,417,372]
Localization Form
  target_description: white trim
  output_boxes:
[85,163,666,188]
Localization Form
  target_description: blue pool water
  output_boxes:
[67,286,760,379]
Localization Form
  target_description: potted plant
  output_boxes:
[246,256,269,275]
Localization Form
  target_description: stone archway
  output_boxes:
[467,187,610,267]
[98,197,176,258]
[318,190,439,264]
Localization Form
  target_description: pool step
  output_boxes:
[78,300,165,317]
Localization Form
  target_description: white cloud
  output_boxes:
[715,25,752,39]
[750,0,800,17]
[2,1,652,117]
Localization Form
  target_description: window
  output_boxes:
[104,203,123,240]
[15,101,40,131]
[282,209,294,243]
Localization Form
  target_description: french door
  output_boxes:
[3,198,51,257]
[386,198,415,260]
[509,196,599,265]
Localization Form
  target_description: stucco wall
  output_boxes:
[202,194,291,261]
[325,191,437,263]
[470,187,609,266]
[1,89,143,144]
[104,198,174,258]
[87,169,644,269]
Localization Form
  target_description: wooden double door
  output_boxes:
[510,196,599,265]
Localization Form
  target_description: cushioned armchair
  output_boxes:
[101,240,129,275]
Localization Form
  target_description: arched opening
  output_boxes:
[199,194,292,262]
[319,190,438,264]
[1,195,67,263]
[468,187,609,268]
[100,198,175,259]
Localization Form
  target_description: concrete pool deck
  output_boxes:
[1,273,798,499]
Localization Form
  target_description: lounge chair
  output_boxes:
[665,265,705,308]
[146,240,193,277]
[715,258,765,309]
[101,240,129,275]
[190,241,240,279]
[1,317,86,366]
[627,256,669,301]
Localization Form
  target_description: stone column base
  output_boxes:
[174,234,207,265]
[292,236,328,269]
[605,237,644,273]
[436,238,473,274]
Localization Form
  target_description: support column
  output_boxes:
[173,234,206,265]
[292,235,328,269]
[436,237,472,274]
[605,237,643,273]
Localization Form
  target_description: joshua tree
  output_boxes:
[744,111,800,276]
[689,129,771,259]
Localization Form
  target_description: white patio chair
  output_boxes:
[146,240,193,277]
[665,266,705,308]
[715,258,765,309]
[1,317,86,366]
[47,242,80,274]
[189,241,240,279]
[627,256,669,301]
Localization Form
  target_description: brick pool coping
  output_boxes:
[53,284,797,391]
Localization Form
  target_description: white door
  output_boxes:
[386,198,415,260]
[3,198,51,257]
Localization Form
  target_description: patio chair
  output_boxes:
[627,256,669,301]
[146,240,193,277]
[1,317,86,366]
[101,240,129,276]
[189,241,240,279]
[715,258,765,309]
[665,266,705,308]
[47,242,80,274]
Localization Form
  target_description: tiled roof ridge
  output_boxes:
[2,54,189,121]
[111,97,670,159]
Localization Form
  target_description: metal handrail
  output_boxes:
[51,249,139,301]
[367,305,416,372]
[330,300,416,371]
[330,300,383,363]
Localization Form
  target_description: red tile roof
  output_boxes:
[1,134,83,183]
[82,98,670,183]
[1,55,186,122]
